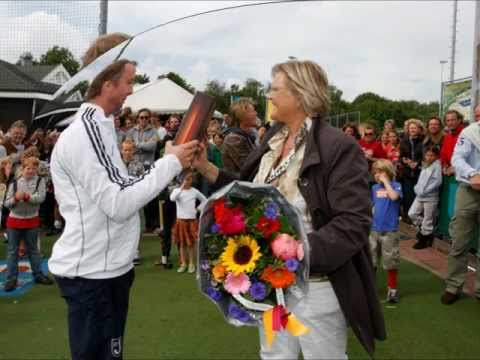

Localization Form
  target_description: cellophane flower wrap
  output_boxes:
[198,181,310,335]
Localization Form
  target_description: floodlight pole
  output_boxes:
[99,0,108,36]
[471,0,480,122]
[449,0,458,81]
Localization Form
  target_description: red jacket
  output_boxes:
[440,125,464,168]
[358,139,387,160]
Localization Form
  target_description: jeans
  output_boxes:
[6,227,43,280]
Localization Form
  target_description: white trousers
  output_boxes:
[408,198,439,235]
[259,281,347,360]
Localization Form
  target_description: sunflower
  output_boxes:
[220,236,262,275]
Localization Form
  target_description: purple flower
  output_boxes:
[211,223,220,233]
[206,287,222,302]
[201,261,210,272]
[285,258,299,272]
[264,202,279,220]
[249,282,267,301]
[228,303,252,323]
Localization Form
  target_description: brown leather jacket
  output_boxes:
[220,128,256,175]
[214,118,386,356]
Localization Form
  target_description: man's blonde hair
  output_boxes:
[82,32,131,67]
[372,159,396,180]
[271,60,330,117]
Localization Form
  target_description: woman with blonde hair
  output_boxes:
[220,97,258,174]
[399,118,425,220]
[194,60,385,359]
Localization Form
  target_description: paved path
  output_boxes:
[399,223,477,297]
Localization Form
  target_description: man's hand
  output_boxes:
[192,141,209,171]
[165,140,199,169]
[470,174,480,191]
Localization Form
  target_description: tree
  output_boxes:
[161,72,195,94]
[329,85,350,115]
[38,46,80,76]
[134,74,150,84]
[204,80,230,114]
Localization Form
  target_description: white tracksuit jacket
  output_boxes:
[48,103,182,279]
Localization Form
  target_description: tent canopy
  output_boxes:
[125,77,195,114]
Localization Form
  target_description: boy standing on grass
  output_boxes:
[370,159,403,303]
[408,146,442,249]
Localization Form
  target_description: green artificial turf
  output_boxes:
[1,234,480,359]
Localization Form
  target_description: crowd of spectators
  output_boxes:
[1,100,478,304]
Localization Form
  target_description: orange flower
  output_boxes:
[212,264,227,282]
[261,266,296,289]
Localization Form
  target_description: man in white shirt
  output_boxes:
[49,59,199,360]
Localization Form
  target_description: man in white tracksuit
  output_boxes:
[48,59,198,360]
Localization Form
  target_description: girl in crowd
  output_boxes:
[380,130,390,155]
[3,156,52,292]
[170,170,206,273]
[386,130,401,166]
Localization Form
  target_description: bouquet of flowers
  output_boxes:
[198,181,310,345]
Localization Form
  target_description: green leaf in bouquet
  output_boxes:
[279,215,296,235]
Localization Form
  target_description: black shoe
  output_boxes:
[35,275,53,285]
[3,278,17,292]
[441,291,459,305]
[163,262,173,269]
[425,233,434,247]
[413,233,429,250]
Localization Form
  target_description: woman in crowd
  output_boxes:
[194,59,385,359]
[423,116,444,153]
[383,119,395,132]
[342,122,361,140]
[126,108,159,234]
[399,119,424,221]
[220,98,258,174]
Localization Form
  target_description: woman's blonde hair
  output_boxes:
[0,157,12,183]
[372,159,396,180]
[406,118,425,133]
[230,97,255,128]
[82,32,131,67]
[271,60,330,117]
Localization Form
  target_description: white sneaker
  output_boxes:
[187,264,196,273]
[386,287,399,303]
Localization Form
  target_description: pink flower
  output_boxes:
[224,273,251,295]
[271,234,301,261]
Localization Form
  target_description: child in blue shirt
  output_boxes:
[370,159,403,303]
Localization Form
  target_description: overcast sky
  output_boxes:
[0,1,476,103]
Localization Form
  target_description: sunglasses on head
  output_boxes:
[138,116,149,119]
